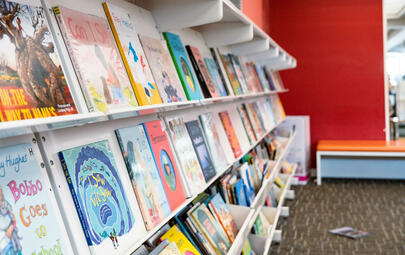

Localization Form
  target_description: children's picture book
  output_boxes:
[185,120,217,182]
[58,140,136,252]
[229,54,249,94]
[242,240,254,255]
[139,35,187,103]
[199,113,228,172]
[54,6,137,113]
[149,239,170,255]
[144,120,186,211]
[167,117,206,195]
[103,2,162,106]
[218,111,242,158]
[254,64,270,92]
[233,179,247,206]
[236,105,257,145]
[220,54,243,95]
[160,225,201,255]
[0,143,71,254]
[190,203,231,255]
[186,45,219,98]
[208,194,239,242]
[115,125,171,230]
[245,103,265,137]
[204,57,228,97]
[159,241,182,255]
[0,0,78,122]
[262,67,276,91]
[163,32,203,100]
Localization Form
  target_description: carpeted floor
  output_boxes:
[270,179,405,255]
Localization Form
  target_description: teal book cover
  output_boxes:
[234,179,247,206]
[58,140,134,248]
[163,32,203,100]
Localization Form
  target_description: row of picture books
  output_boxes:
[0,0,286,123]
[0,94,287,254]
[131,160,296,255]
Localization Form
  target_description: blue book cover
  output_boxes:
[58,140,135,248]
[185,120,216,182]
[163,32,203,100]
[262,67,277,91]
[254,64,270,92]
[234,179,247,206]
[115,125,171,230]
[204,57,228,97]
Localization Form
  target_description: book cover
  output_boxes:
[262,67,276,91]
[103,2,162,106]
[236,105,257,145]
[238,57,256,93]
[245,103,265,137]
[263,99,277,127]
[185,216,215,255]
[209,194,238,242]
[58,140,136,251]
[185,120,216,182]
[218,111,242,158]
[54,6,137,113]
[247,62,264,93]
[144,120,186,211]
[161,225,201,255]
[0,1,78,122]
[204,58,228,97]
[0,143,71,254]
[150,239,170,255]
[242,240,253,255]
[159,241,182,255]
[220,54,243,95]
[229,54,249,94]
[254,64,270,92]
[163,32,203,100]
[190,204,231,255]
[186,45,219,98]
[199,113,228,172]
[115,125,171,230]
[233,179,247,206]
[167,117,206,195]
[139,35,187,103]
[210,48,233,96]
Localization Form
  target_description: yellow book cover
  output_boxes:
[161,225,201,255]
[275,176,285,188]
[159,242,182,255]
[103,2,162,106]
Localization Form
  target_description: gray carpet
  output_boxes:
[270,179,405,255]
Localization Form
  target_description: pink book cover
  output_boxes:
[144,120,186,211]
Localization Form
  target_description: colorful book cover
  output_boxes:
[220,54,243,95]
[236,105,257,145]
[229,54,249,94]
[242,240,253,255]
[159,241,182,255]
[234,179,247,206]
[247,62,264,93]
[204,58,227,97]
[163,32,203,100]
[254,64,270,92]
[0,1,78,122]
[167,117,206,195]
[103,2,162,106]
[218,111,242,158]
[186,45,219,98]
[262,67,276,91]
[210,48,233,96]
[139,35,187,103]
[251,102,267,132]
[185,120,216,182]
[161,225,201,255]
[54,6,137,113]
[0,143,71,254]
[115,125,171,230]
[263,99,277,127]
[58,140,136,251]
[190,204,231,255]
[245,103,265,137]
[199,113,228,172]
[209,194,238,242]
[238,58,257,93]
[144,120,186,211]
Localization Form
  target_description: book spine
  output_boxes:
[58,152,92,245]
[53,7,95,113]
[186,217,216,255]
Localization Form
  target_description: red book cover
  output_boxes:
[144,120,186,210]
[219,111,242,158]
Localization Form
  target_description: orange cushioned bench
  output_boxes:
[316,140,405,185]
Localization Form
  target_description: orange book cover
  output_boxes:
[219,111,242,158]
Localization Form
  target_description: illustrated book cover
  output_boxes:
[185,120,216,182]
[0,0,78,122]
[218,111,242,158]
[236,105,257,144]
[167,117,206,195]
[58,140,139,252]
[116,125,171,230]
[144,120,186,211]
[204,57,228,97]
[208,193,238,242]
[186,45,219,98]
[139,35,187,103]
[220,54,243,95]
[160,225,201,255]
[245,103,265,137]
[103,2,162,106]
[229,54,249,94]
[54,6,137,113]
[163,32,203,100]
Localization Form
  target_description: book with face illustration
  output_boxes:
[103,2,162,106]
[139,35,187,103]
[163,32,203,100]
[144,120,186,211]
[218,111,242,158]
[166,117,206,195]
[115,125,171,230]
[54,6,138,113]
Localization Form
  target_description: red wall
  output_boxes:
[244,0,386,166]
